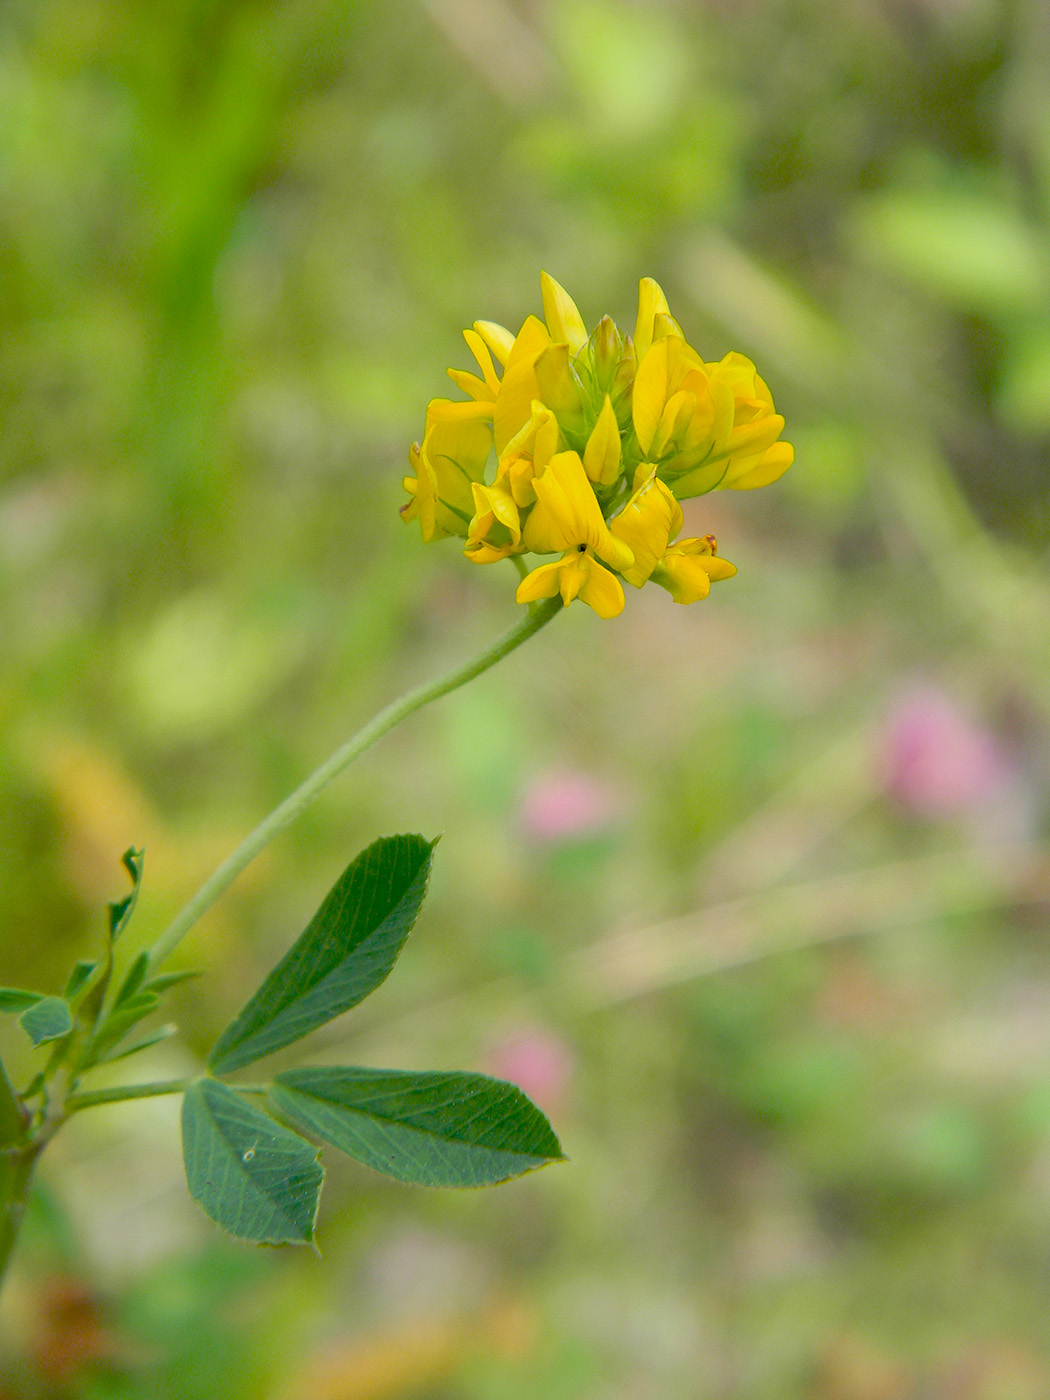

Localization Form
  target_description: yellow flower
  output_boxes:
[610,469,736,604]
[407,272,791,619]
[631,279,792,498]
[401,400,493,541]
[520,451,633,571]
[515,450,634,619]
[464,476,522,565]
[515,547,626,619]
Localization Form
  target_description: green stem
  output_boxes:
[65,1079,192,1113]
[0,1055,26,1147]
[148,597,563,970]
[0,1143,40,1296]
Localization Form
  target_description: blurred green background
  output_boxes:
[3,0,1050,1395]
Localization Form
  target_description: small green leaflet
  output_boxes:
[208,835,436,1075]
[270,1067,565,1188]
[19,997,73,1046]
[108,847,144,943]
[181,1079,322,1245]
[0,989,44,1014]
[79,993,159,1068]
[64,960,99,1000]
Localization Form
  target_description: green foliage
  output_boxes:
[270,1067,564,1187]
[0,989,44,1014]
[208,834,436,1074]
[18,996,73,1046]
[182,835,563,1244]
[181,1079,322,1245]
[107,847,144,944]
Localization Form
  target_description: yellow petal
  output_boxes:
[650,389,696,460]
[582,395,622,486]
[576,553,626,618]
[653,538,737,603]
[462,327,501,394]
[521,451,606,554]
[540,271,588,353]
[447,367,496,402]
[724,440,794,489]
[635,277,671,360]
[632,339,669,456]
[534,343,583,419]
[515,558,563,605]
[473,320,515,367]
[465,478,522,563]
[610,471,682,586]
[493,315,551,453]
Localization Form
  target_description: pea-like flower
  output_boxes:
[402,273,791,617]
[610,469,736,604]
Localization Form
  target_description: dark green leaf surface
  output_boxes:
[182,1079,322,1244]
[0,988,44,1014]
[19,996,73,1046]
[107,846,144,943]
[271,1067,565,1188]
[209,834,435,1074]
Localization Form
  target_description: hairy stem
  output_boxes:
[149,597,563,970]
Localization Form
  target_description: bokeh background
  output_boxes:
[3,0,1050,1395]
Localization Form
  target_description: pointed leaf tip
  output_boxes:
[271,1067,565,1188]
[208,835,437,1074]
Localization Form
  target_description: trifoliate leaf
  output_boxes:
[19,997,73,1047]
[181,1079,322,1244]
[270,1067,565,1188]
[208,834,435,1075]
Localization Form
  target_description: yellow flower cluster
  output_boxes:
[402,274,792,619]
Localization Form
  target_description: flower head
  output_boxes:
[403,274,791,616]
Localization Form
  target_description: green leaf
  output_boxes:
[64,960,99,1000]
[181,1079,322,1245]
[208,834,436,1075]
[19,997,73,1047]
[113,951,150,1006]
[143,969,200,995]
[270,1067,565,1188]
[97,1023,177,1064]
[107,847,144,943]
[80,992,159,1067]
[0,988,44,1014]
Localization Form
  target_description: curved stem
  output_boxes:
[148,597,563,971]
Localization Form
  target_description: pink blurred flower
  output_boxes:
[880,685,1012,818]
[519,768,620,843]
[485,1026,575,1117]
